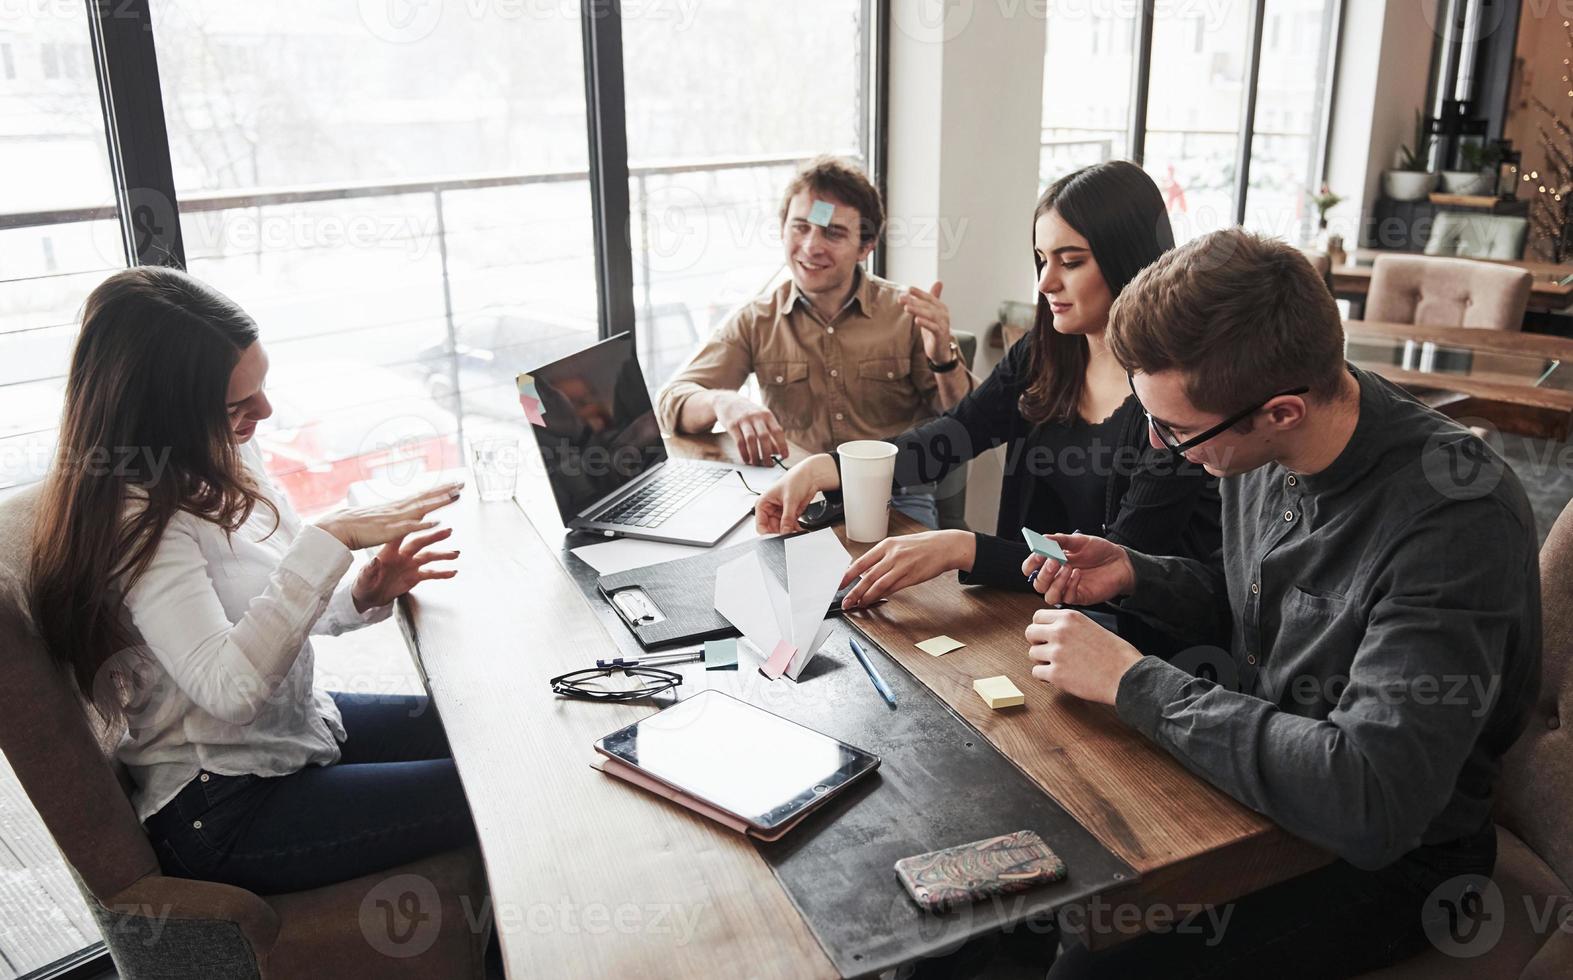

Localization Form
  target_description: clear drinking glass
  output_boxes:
[469,438,520,502]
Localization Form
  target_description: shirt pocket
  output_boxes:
[857,356,919,431]
[756,360,813,430]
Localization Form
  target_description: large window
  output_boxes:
[622,0,872,393]
[1040,0,1341,245]
[150,0,599,515]
[0,5,117,974]
[1041,2,1137,183]
[1143,1,1255,243]
[1242,0,1341,243]
[0,3,881,977]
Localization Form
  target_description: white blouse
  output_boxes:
[117,440,391,821]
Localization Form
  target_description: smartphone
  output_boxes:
[895,830,1067,912]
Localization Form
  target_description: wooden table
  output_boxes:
[1345,319,1573,439]
[1331,249,1573,314]
[395,433,1326,976]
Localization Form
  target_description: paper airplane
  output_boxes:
[713,528,851,681]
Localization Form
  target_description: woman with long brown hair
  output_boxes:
[756,161,1219,625]
[29,265,474,894]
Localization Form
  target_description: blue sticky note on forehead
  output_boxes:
[1022,527,1067,563]
[807,199,836,227]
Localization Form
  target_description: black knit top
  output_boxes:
[881,332,1222,592]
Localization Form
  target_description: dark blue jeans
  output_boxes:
[145,692,477,895]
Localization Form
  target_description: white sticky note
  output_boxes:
[807,199,835,226]
[916,635,966,657]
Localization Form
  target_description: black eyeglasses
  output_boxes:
[734,454,791,495]
[549,665,682,702]
[1127,373,1309,455]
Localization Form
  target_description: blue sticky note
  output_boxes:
[704,638,739,671]
[807,199,835,227]
[1022,527,1067,563]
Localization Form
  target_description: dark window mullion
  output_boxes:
[869,0,889,278]
[581,0,636,343]
[1127,0,1155,165]
[86,0,184,268]
[1232,0,1269,226]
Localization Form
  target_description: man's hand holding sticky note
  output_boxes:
[1022,527,1067,564]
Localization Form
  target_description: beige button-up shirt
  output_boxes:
[656,270,941,454]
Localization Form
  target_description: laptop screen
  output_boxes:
[524,332,667,523]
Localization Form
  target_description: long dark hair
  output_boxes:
[1019,160,1173,424]
[29,266,277,721]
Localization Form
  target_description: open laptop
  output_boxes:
[522,333,756,546]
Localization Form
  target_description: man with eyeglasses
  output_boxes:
[1023,229,1540,977]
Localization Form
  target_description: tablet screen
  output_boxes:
[595,690,880,830]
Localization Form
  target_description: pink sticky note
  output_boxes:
[519,394,546,427]
[760,639,797,680]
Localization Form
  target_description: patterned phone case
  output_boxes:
[894,830,1067,912]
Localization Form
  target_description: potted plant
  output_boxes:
[1307,184,1346,264]
[1383,110,1439,201]
[1441,140,1501,195]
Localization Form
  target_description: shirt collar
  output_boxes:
[1294,363,1379,495]
[789,266,873,321]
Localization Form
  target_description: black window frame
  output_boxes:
[1062,0,1346,231]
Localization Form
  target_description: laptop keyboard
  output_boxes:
[594,462,730,528]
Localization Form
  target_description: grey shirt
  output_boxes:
[1113,365,1541,870]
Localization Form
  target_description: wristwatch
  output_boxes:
[928,339,963,373]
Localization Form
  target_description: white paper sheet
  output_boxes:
[569,518,762,576]
[711,527,851,681]
[783,529,852,680]
[714,550,788,663]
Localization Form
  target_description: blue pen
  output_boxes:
[848,636,897,709]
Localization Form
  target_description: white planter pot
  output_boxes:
[1383,170,1440,201]
[1440,170,1492,195]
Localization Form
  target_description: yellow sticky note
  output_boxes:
[974,676,1024,709]
[916,635,966,657]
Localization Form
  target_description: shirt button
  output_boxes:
[199,773,210,782]
[1286,475,1297,487]
[835,413,845,421]
[1250,582,1259,595]
[887,371,895,379]
[1246,655,1257,665]
[192,820,203,830]
[1283,510,1295,522]
[774,375,784,383]
[1549,714,1562,731]
[830,369,839,378]
[827,327,836,335]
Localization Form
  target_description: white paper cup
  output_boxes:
[838,440,898,542]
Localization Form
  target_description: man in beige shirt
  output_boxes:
[655,157,973,500]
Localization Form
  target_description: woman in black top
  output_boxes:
[756,161,1220,614]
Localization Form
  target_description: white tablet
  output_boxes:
[593,689,881,833]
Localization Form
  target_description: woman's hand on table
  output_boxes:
[839,529,976,609]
